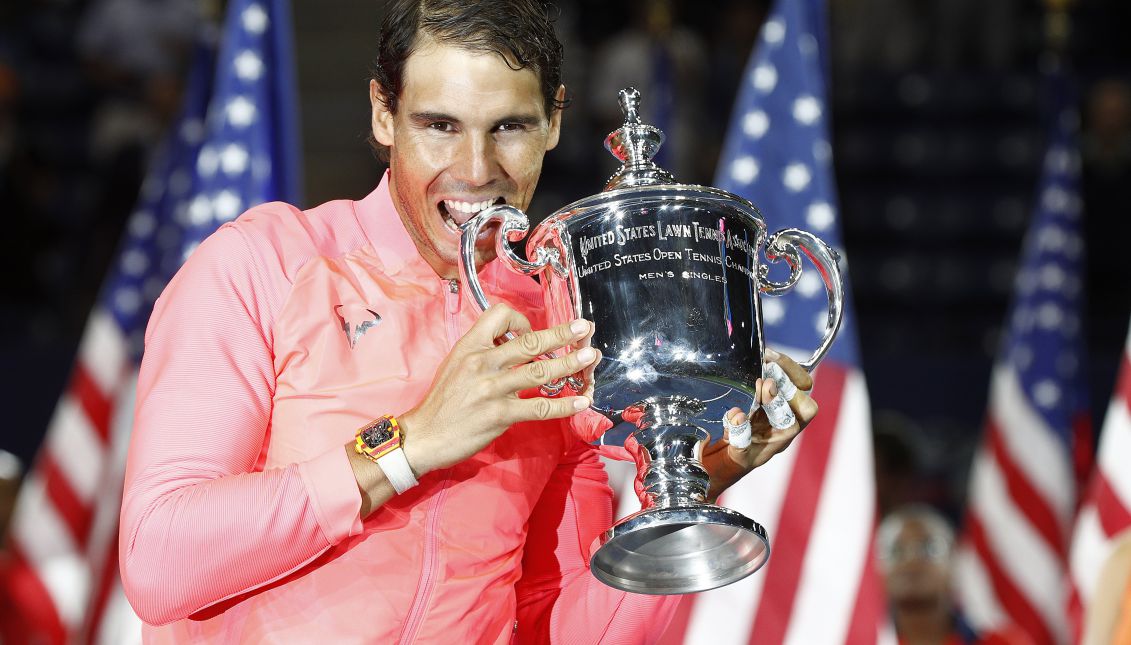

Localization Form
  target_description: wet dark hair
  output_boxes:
[369,0,568,160]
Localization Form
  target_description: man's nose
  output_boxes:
[452,134,498,186]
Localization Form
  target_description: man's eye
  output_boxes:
[428,122,454,132]
[497,123,525,132]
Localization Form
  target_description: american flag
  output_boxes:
[1068,321,1131,638]
[2,0,299,641]
[954,71,1090,645]
[623,0,890,641]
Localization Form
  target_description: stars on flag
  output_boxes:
[713,0,859,365]
[762,17,785,45]
[998,103,1086,433]
[233,50,264,81]
[743,110,769,138]
[782,162,811,192]
[752,63,777,93]
[796,270,822,298]
[762,297,785,326]
[792,95,821,125]
[241,2,269,35]
[730,156,759,184]
[213,190,243,221]
[120,249,149,276]
[225,96,257,128]
[98,0,293,352]
[220,142,250,175]
[806,201,835,231]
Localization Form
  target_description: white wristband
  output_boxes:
[376,447,419,494]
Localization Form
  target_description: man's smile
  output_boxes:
[438,196,506,233]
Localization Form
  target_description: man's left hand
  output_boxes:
[701,349,818,501]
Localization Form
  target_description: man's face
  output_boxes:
[370,39,562,279]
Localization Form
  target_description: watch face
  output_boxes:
[362,418,395,448]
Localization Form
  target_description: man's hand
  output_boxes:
[701,349,818,501]
[397,304,599,477]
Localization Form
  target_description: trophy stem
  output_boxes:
[590,396,771,595]
[630,396,711,510]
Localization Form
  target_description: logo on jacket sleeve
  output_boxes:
[335,304,381,349]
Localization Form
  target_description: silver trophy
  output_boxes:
[459,88,844,594]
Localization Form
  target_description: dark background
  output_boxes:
[0,0,1128,519]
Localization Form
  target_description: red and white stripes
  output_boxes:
[8,310,141,643]
[956,363,1081,644]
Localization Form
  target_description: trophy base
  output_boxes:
[590,504,770,594]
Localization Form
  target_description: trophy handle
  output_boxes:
[758,228,845,372]
[459,205,582,395]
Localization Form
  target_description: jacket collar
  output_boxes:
[354,170,427,278]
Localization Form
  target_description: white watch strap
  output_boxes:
[376,447,419,494]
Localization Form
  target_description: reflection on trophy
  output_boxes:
[459,88,845,594]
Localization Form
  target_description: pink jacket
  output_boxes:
[119,174,679,643]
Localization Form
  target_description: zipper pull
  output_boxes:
[448,278,460,294]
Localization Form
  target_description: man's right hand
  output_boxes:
[397,304,598,477]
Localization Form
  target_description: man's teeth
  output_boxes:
[443,199,498,215]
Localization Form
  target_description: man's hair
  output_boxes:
[369,0,567,160]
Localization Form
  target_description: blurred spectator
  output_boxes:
[77,0,206,160]
[0,450,37,644]
[1082,77,1131,177]
[833,0,1030,75]
[832,0,927,75]
[0,0,201,345]
[589,0,711,183]
[527,0,596,214]
[873,412,924,518]
[930,0,1023,71]
[0,450,21,546]
[877,505,1033,645]
[1081,76,1131,404]
[1081,529,1131,645]
[702,0,766,177]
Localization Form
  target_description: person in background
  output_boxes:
[877,505,1033,645]
[1082,528,1131,645]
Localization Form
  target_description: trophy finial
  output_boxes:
[603,87,674,190]
[619,88,642,125]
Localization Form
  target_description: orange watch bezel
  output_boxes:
[354,415,402,462]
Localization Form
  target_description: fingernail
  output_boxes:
[570,319,589,335]
[573,397,591,410]
[764,348,781,361]
[576,347,596,363]
[767,380,779,398]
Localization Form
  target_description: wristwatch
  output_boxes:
[354,415,419,494]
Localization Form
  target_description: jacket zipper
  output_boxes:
[397,278,461,644]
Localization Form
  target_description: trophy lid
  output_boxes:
[603,88,676,191]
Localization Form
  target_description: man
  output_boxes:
[119,1,817,642]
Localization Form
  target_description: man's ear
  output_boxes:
[370,79,395,147]
[546,84,566,151]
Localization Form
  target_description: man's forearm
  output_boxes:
[120,445,362,625]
